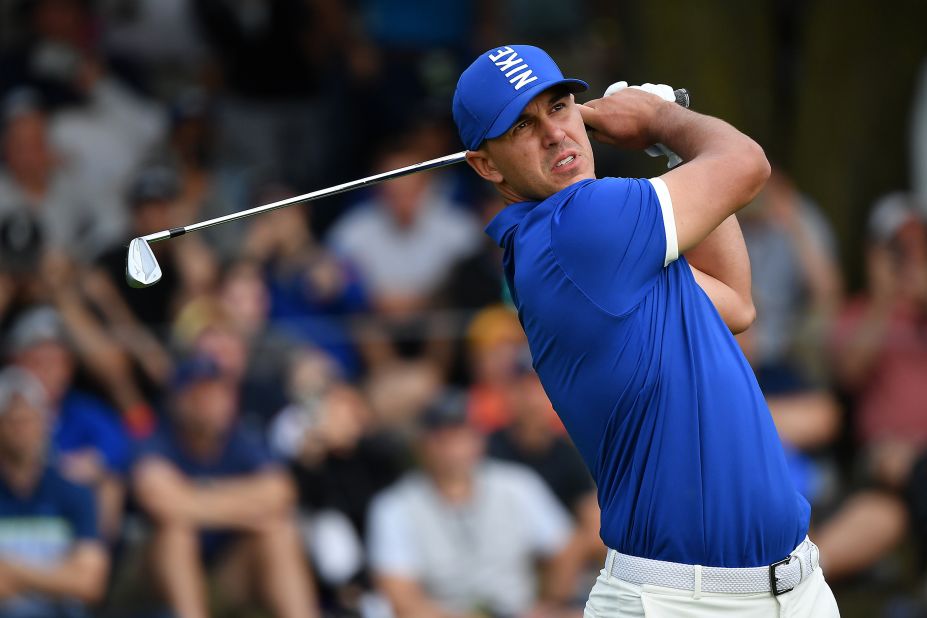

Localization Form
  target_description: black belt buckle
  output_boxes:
[769,556,795,596]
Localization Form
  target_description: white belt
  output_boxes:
[606,537,820,596]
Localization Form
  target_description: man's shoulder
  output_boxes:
[560,176,652,205]
[329,201,386,238]
[59,390,121,425]
[132,426,183,465]
[370,471,431,515]
[1,467,96,512]
[480,460,551,501]
[41,467,96,503]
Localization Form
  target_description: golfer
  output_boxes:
[453,45,839,616]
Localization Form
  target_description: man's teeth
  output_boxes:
[556,155,575,168]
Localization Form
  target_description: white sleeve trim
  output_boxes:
[648,177,679,266]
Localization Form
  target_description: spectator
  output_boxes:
[0,209,157,439]
[162,89,254,260]
[86,166,218,400]
[463,304,528,434]
[832,193,927,484]
[487,369,604,598]
[0,91,97,260]
[269,354,407,611]
[92,165,216,333]
[172,267,294,430]
[7,306,129,541]
[328,141,482,317]
[487,367,595,514]
[739,167,843,373]
[0,366,109,617]
[815,193,927,580]
[102,0,209,94]
[367,391,579,618]
[428,190,506,383]
[131,355,318,618]
[243,191,369,378]
[328,140,481,371]
[0,0,166,250]
[270,351,406,538]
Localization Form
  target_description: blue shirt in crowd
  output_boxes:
[0,467,98,618]
[134,424,278,559]
[134,423,275,480]
[54,390,131,475]
[485,177,809,568]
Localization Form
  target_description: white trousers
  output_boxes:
[584,561,840,617]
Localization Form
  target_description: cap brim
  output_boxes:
[483,78,588,144]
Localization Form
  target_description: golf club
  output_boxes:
[127,89,690,288]
[126,151,467,288]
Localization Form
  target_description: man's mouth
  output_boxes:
[555,155,575,168]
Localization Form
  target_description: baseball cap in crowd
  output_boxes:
[0,366,48,416]
[7,306,67,356]
[171,355,225,392]
[418,390,470,431]
[867,192,927,244]
[128,166,179,207]
[453,44,587,150]
[466,304,525,352]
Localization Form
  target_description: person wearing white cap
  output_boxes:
[814,193,927,581]
[0,366,109,617]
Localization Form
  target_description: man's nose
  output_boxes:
[540,117,566,148]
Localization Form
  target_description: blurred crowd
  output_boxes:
[0,1,925,617]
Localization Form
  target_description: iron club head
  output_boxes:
[126,237,162,288]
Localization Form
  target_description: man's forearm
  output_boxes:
[178,472,295,530]
[3,544,108,604]
[135,460,295,530]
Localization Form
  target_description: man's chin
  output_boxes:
[551,171,594,192]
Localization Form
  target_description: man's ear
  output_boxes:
[466,150,504,184]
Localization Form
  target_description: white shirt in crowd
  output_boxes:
[328,187,482,299]
[367,460,573,617]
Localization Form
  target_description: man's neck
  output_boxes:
[0,458,43,497]
[180,430,225,462]
[432,473,474,505]
[511,421,555,453]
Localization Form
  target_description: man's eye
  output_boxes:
[513,120,530,133]
[552,102,566,112]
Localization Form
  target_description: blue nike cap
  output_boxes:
[453,45,588,151]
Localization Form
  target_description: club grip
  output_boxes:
[674,88,690,109]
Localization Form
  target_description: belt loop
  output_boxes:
[604,549,616,578]
[693,564,702,599]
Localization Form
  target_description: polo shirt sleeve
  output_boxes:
[367,488,421,578]
[551,177,678,316]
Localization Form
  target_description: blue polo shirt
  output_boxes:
[133,424,279,559]
[485,176,809,568]
[0,467,98,617]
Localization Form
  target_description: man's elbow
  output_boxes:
[260,471,299,516]
[70,546,110,604]
[75,575,108,605]
[729,300,757,335]
[740,140,771,203]
[725,139,771,207]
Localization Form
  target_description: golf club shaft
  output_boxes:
[141,151,469,243]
